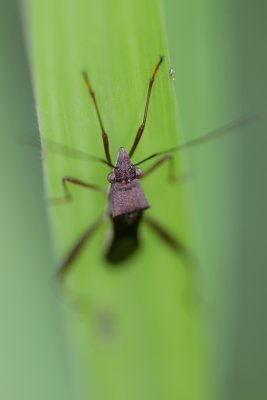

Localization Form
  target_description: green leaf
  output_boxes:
[24,0,209,399]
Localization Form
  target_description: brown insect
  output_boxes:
[49,57,256,278]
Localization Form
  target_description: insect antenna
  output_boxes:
[129,56,164,158]
[82,70,112,165]
[134,113,259,166]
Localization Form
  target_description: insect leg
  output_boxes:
[82,70,112,165]
[129,56,164,157]
[144,215,188,254]
[142,153,188,183]
[57,216,104,279]
[144,215,200,308]
[49,176,106,205]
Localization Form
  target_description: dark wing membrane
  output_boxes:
[106,235,139,264]
[105,212,143,264]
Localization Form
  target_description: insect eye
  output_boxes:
[135,168,143,179]
[107,171,116,183]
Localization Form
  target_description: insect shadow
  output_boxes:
[47,57,257,281]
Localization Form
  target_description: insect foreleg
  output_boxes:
[49,176,106,205]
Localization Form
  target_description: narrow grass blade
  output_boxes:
[23,1,210,399]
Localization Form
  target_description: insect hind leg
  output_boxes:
[144,215,201,309]
[57,216,104,279]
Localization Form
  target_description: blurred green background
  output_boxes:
[0,1,266,400]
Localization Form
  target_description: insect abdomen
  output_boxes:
[105,212,142,264]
